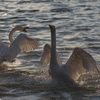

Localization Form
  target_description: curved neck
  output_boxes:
[9,27,17,43]
[50,27,58,67]
[9,26,23,43]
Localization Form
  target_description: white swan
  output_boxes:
[49,25,100,86]
[0,26,40,64]
[39,43,62,67]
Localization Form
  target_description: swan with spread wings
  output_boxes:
[0,26,40,64]
[49,25,100,86]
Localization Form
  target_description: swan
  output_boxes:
[0,26,40,64]
[49,25,100,86]
[39,43,62,67]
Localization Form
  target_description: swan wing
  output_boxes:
[77,48,100,72]
[39,44,62,67]
[8,34,40,60]
[65,47,100,81]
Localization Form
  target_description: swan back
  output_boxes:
[0,39,6,49]
[0,39,9,56]
[0,39,9,63]
[9,26,27,43]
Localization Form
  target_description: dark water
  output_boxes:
[0,0,100,100]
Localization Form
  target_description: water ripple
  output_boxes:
[0,0,100,99]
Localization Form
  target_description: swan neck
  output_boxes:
[9,26,22,43]
[9,28,16,43]
[50,29,58,66]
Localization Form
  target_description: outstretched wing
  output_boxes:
[65,47,100,81]
[39,44,62,67]
[8,34,40,61]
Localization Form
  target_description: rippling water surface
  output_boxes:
[0,0,100,100]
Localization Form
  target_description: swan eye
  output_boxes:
[22,28,27,32]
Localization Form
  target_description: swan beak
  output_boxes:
[49,25,52,29]
[22,28,27,32]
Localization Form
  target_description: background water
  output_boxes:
[0,0,100,100]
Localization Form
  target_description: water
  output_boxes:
[0,0,100,99]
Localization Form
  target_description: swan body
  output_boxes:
[49,25,100,86]
[0,26,40,64]
[39,43,62,67]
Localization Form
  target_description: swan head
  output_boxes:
[14,26,27,32]
[49,25,55,35]
[21,27,27,32]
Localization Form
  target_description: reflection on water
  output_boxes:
[0,0,100,100]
